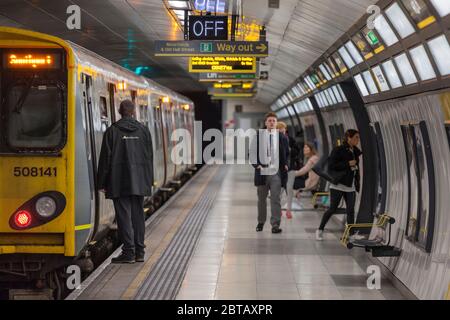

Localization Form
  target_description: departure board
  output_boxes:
[189,56,256,73]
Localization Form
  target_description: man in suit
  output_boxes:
[250,112,289,234]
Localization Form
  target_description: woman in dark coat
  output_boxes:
[316,129,362,241]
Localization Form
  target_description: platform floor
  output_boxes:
[176,165,406,300]
[69,165,407,300]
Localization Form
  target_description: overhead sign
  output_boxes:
[154,40,269,57]
[189,16,228,40]
[212,82,254,89]
[198,73,257,81]
[208,87,256,95]
[189,56,256,73]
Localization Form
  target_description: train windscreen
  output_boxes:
[0,49,66,153]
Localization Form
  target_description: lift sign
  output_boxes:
[189,16,228,40]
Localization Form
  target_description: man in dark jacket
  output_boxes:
[98,100,153,263]
[250,112,289,234]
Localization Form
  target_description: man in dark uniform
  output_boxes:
[98,100,153,264]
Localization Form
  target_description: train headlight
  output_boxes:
[35,196,57,218]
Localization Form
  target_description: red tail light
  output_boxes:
[14,210,32,228]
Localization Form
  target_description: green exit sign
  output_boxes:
[200,42,213,53]
[367,31,380,45]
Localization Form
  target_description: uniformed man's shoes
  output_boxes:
[111,253,135,264]
[135,252,145,262]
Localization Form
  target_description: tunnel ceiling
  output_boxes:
[245,0,378,105]
[0,0,378,103]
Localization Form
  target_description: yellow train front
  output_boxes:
[0,27,195,298]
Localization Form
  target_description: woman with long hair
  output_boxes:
[284,142,320,218]
[316,129,362,241]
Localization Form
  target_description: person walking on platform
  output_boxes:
[251,112,289,234]
[98,100,153,263]
[316,129,361,241]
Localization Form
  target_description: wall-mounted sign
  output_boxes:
[194,0,228,13]
[154,40,269,57]
[189,16,228,40]
[198,73,257,81]
[189,56,256,73]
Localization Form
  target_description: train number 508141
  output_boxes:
[13,167,57,177]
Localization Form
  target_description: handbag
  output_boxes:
[312,155,346,185]
[293,175,306,190]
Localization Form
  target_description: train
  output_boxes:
[273,0,450,299]
[0,27,195,298]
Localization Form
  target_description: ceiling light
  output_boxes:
[168,1,190,10]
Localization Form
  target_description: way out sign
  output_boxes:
[189,16,228,40]
[154,41,269,57]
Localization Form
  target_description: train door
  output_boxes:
[162,102,175,183]
[370,122,388,215]
[81,74,98,238]
[152,96,166,187]
[401,121,436,252]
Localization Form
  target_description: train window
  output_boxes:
[401,0,436,29]
[427,35,450,76]
[139,105,149,127]
[394,53,418,85]
[344,40,363,65]
[338,46,355,69]
[372,66,390,92]
[362,26,385,54]
[108,83,116,123]
[382,59,403,88]
[430,0,450,17]
[352,32,373,60]
[374,14,399,47]
[385,2,416,39]
[130,90,137,104]
[5,81,65,150]
[409,45,436,81]
[332,53,347,74]
[99,96,109,132]
[354,74,370,96]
